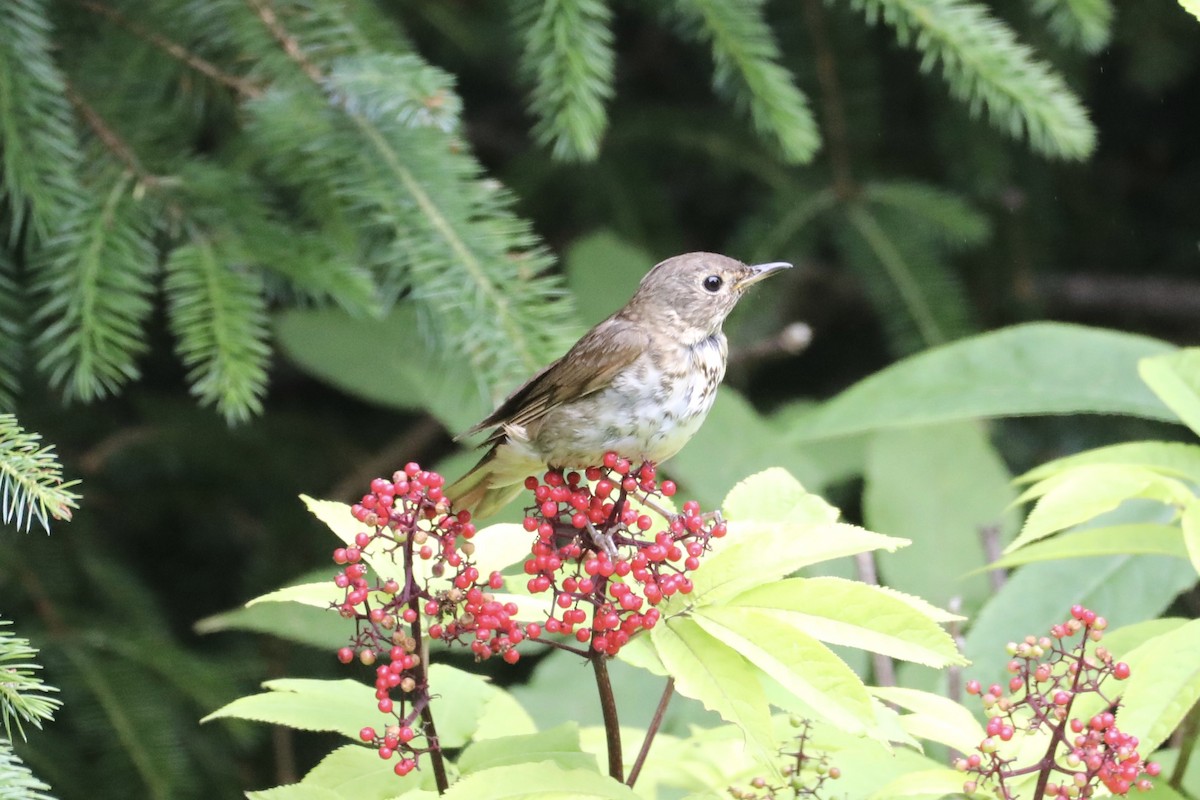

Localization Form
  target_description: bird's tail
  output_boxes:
[445,448,528,520]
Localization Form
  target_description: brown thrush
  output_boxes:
[446,252,791,518]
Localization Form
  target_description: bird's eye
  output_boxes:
[702,275,723,293]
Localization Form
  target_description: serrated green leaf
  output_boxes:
[693,607,874,734]
[456,724,595,774]
[686,522,908,606]
[1019,441,1200,486]
[1183,501,1200,576]
[245,744,429,800]
[472,687,539,741]
[963,555,1198,692]
[201,679,377,739]
[440,762,637,799]
[869,767,977,799]
[981,524,1190,571]
[1182,0,1200,21]
[1110,618,1200,751]
[788,324,1176,442]
[728,578,964,667]
[194,598,350,650]
[868,686,984,752]
[1010,464,1194,553]
[1139,350,1200,436]
[720,467,839,525]
[651,617,776,766]
[248,581,346,609]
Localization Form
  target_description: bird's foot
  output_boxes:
[585,520,619,559]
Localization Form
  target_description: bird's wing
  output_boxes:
[459,317,648,443]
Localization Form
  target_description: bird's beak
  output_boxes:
[737,261,792,289]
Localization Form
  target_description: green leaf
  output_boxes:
[721,466,839,525]
[441,763,638,799]
[563,232,653,328]
[729,578,964,667]
[788,324,1177,442]
[671,391,829,509]
[864,422,1017,613]
[201,679,376,739]
[1018,441,1200,486]
[456,724,596,774]
[1184,501,1200,576]
[245,744,429,800]
[1139,350,1200,437]
[1111,618,1200,751]
[1009,465,1194,553]
[963,555,1198,691]
[868,686,984,752]
[1183,0,1200,21]
[982,524,1191,571]
[869,767,979,799]
[194,599,350,651]
[688,520,908,606]
[693,608,874,734]
[651,617,776,765]
[276,307,489,434]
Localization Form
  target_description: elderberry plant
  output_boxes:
[955,605,1160,799]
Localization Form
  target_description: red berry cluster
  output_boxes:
[955,606,1159,798]
[519,452,725,657]
[334,462,507,776]
[729,718,841,800]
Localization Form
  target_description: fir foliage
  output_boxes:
[0,414,80,534]
[668,0,821,164]
[31,172,157,403]
[0,251,21,410]
[847,0,1097,159]
[515,0,616,161]
[0,620,60,741]
[1031,0,1115,53]
[164,235,271,425]
[0,741,54,800]
[0,0,82,242]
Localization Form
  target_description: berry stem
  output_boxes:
[404,528,449,793]
[591,649,623,781]
[626,677,674,788]
[1031,626,1089,799]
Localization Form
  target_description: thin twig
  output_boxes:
[854,551,896,686]
[979,524,1008,591]
[626,677,674,787]
[801,0,856,200]
[404,524,450,792]
[74,0,261,98]
[591,651,623,781]
[245,0,326,84]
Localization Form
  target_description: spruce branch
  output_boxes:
[514,0,616,161]
[32,172,157,402]
[0,414,80,534]
[861,180,991,249]
[1031,0,1114,53]
[837,200,975,352]
[0,0,83,242]
[164,234,271,425]
[847,0,1096,159]
[0,620,61,741]
[72,0,261,97]
[245,0,578,398]
[0,739,54,800]
[669,0,820,164]
[0,251,22,409]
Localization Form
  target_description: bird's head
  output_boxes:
[625,252,791,341]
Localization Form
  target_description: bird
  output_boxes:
[445,252,791,519]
